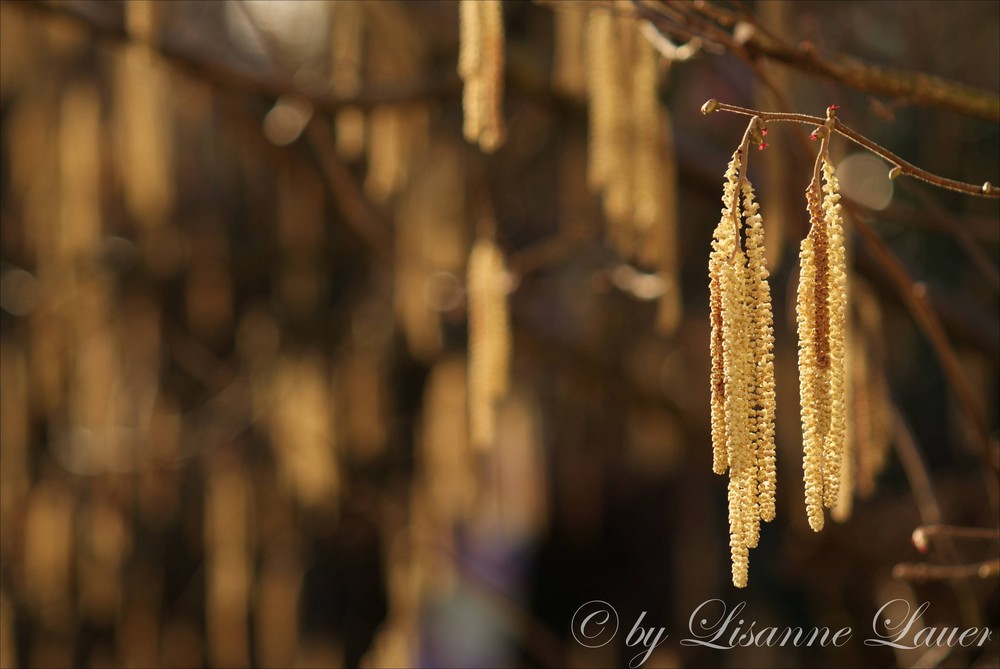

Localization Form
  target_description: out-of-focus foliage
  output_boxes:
[0,2,997,668]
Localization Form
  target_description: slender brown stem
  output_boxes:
[892,408,984,626]
[916,524,1000,543]
[892,559,1000,581]
[653,0,1000,122]
[856,218,994,470]
[705,101,999,199]
[810,127,832,184]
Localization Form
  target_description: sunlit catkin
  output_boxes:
[798,179,826,531]
[585,8,615,193]
[709,146,777,588]
[709,155,739,476]
[722,247,754,585]
[822,159,848,509]
[743,183,777,523]
[832,313,856,523]
[458,0,506,152]
[467,237,511,451]
[797,156,848,531]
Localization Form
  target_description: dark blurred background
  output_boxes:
[0,1,997,668]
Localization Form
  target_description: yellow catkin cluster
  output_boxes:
[851,279,892,498]
[709,152,777,588]
[584,6,682,332]
[797,158,848,532]
[467,237,511,451]
[458,0,506,152]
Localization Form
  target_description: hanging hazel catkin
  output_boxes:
[631,27,681,334]
[467,236,511,451]
[797,138,848,532]
[708,130,777,588]
[458,0,506,153]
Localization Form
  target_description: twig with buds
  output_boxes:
[702,100,998,198]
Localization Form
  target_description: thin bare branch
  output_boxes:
[858,222,994,470]
[649,0,1000,123]
[892,559,1000,581]
[705,101,999,198]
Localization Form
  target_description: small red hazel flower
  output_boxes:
[758,142,768,151]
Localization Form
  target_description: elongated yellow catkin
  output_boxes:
[600,12,634,253]
[832,314,856,523]
[459,0,483,144]
[633,29,663,242]
[853,280,891,497]
[116,0,173,228]
[552,1,586,97]
[797,157,848,531]
[479,1,506,151]
[420,357,476,542]
[467,237,511,451]
[798,179,826,532]
[585,8,615,193]
[709,155,740,476]
[743,183,777,523]
[364,3,428,201]
[722,248,755,581]
[639,90,682,334]
[709,149,776,587]
[822,160,848,509]
[458,0,506,152]
[204,451,250,668]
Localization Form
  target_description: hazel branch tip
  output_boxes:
[702,101,1000,199]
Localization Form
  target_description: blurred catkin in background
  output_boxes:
[0,1,998,668]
